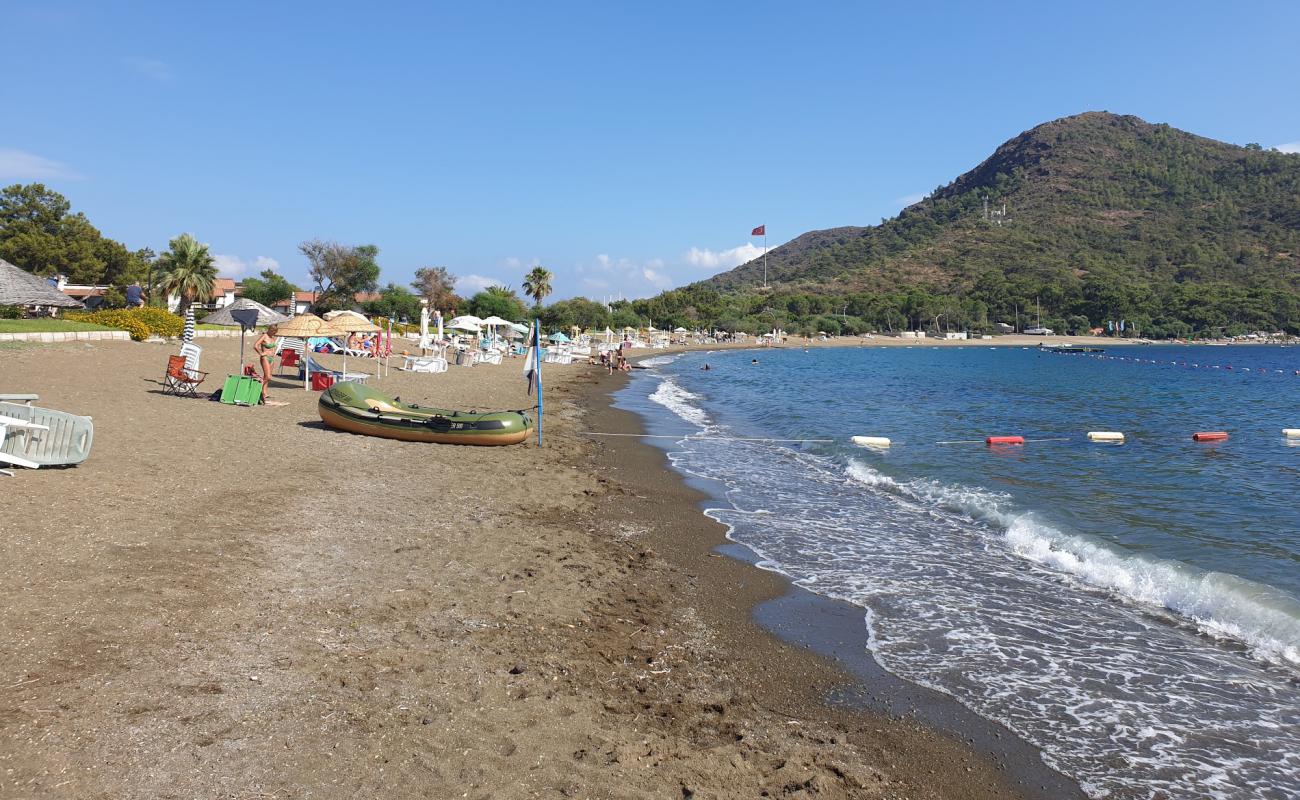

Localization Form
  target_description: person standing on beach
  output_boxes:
[252,326,279,401]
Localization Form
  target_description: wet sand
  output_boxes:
[1,337,1080,798]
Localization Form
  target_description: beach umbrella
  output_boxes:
[271,313,343,389]
[548,331,569,342]
[479,315,512,348]
[673,326,688,333]
[449,314,483,331]
[202,298,290,373]
[0,258,84,309]
[204,297,290,328]
[323,309,370,323]
[327,313,380,378]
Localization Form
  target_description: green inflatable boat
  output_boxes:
[318,382,532,446]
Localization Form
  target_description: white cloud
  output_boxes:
[684,243,765,270]
[501,256,541,271]
[124,57,175,82]
[642,267,672,289]
[456,274,501,294]
[213,254,250,278]
[578,254,673,297]
[893,191,928,207]
[213,254,279,279]
[1276,141,1300,154]
[0,148,81,180]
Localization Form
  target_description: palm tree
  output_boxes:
[157,233,217,342]
[522,266,553,309]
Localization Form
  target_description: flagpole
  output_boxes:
[763,226,768,289]
[534,318,543,447]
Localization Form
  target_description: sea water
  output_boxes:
[619,345,1300,800]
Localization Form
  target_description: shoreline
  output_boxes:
[582,360,1086,799]
[0,337,1089,798]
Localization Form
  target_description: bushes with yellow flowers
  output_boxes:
[65,308,185,341]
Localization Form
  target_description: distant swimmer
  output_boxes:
[701,363,711,371]
[751,358,759,364]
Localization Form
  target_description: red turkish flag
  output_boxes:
[751,225,765,236]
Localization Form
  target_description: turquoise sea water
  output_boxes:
[619,344,1300,800]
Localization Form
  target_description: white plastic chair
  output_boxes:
[179,342,202,373]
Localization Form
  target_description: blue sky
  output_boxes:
[4,0,1299,300]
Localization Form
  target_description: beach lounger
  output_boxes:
[400,354,448,373]
[300,356,368,384]
[0,401,93,474]
[479,349,503,365]
[319,338,368,358]
[163,354,207,397]
[0,394,39,406]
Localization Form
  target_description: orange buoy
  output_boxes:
[986,435,1025,445]
[1192,431,1229,442]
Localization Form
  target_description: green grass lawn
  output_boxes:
[0,318,118,333]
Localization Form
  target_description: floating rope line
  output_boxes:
[581,432,834,443]
[933,437,1073,445]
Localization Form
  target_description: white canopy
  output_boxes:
[673,327,688,333]
[479,315,513,327]
[448,314,483,331]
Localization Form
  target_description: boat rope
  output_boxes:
[581,432,834,443]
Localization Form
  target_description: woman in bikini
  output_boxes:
[252,325,279,401]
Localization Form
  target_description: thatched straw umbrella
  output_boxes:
[322,311,380,378]
[203,298,290,373]
[0,259,84,310]
[272,313,343,389]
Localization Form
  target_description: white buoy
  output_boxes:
[851,435,891,448]
[1284,429,1300,438]
[1087,431,1125,442]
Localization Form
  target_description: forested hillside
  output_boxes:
[627,112,1300,337]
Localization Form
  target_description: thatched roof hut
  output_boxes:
[0,259,84,308]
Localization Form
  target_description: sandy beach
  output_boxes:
[0,337,1082,799]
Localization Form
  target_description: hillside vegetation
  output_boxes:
[625,112,1300,337]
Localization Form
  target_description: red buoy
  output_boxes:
[986,435,1025,445]
[1192,431,1229,442]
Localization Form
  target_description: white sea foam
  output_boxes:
[637,354,680,368]
[846,460,1300,667]
[647,376,711,428]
